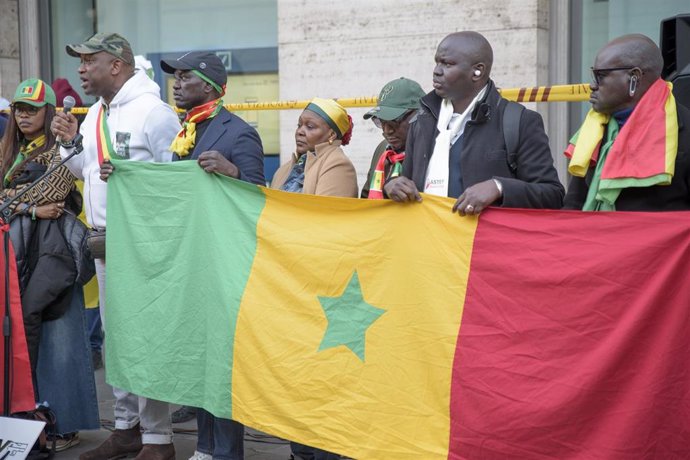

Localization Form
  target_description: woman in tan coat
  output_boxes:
[272,97,357,197]
[271,97,356,459]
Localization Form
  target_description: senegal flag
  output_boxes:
[106,160,690,459]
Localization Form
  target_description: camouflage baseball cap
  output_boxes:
[66,32,134,66]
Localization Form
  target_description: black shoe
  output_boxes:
[171,405,197,423]
[91,349,103,370]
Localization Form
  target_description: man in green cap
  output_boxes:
[51,32,179,460]
[361,77,425,199]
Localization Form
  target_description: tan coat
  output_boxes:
[271,141,358,197]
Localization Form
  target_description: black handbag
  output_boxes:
[86,229,106,260]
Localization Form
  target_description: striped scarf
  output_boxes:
[96,103,119,165]
[368,149,404,200]
[4,135,46,185]
[565,79,678,208]
[170,99,223,157]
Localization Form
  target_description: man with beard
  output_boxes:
[51,32,180,460]
[160,50,264,460]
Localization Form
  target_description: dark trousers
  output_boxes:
[291,441,340,460]
[197,408,244,460]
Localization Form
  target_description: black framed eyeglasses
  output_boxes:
[372,110,414,130]
[11,104,40,116]
[590,66,636,85]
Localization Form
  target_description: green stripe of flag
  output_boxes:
[105,159,266,418]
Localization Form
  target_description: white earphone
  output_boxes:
[474,69,481,76]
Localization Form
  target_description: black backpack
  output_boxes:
[502,100,525,175]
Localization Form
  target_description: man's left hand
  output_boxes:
[198,151,239,178]
[100,161,114,182]
[452,179,502,216]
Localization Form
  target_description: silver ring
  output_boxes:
[466,205,475,212]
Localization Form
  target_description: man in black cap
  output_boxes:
[160,50,265,460]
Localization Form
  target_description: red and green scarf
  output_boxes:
[368,149,405,200]
[170,98,223,157]
[564,79,678,209]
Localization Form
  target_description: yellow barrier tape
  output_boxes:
[0,83,592,115]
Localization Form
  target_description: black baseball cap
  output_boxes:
[161,51,227,89]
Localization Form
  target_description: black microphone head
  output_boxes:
[63,95,76,112]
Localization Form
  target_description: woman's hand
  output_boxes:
[34,202,65,220]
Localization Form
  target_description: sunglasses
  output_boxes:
[12,104,41,116]
[372,110,414,130]
[590,66,636,85]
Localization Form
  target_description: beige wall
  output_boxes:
[0,0,20,101]
[278,0,553,190]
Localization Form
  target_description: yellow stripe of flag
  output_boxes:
[232,190,478,459]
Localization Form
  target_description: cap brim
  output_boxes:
[66,44,99,58]
[160,59,194,74]
[13,99,47,108]
[364,106,408,121]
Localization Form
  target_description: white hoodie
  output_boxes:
[61,70,180,229]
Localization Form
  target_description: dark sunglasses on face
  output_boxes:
[12,104,41,116]
[590,66,636,85]
[372,110,414,130]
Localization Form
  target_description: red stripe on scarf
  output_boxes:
[368,150,405,200]
[601,79,670,179]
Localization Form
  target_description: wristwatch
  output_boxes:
[59,137,76,148]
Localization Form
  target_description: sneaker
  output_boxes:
[79,424,142,460]
[50,432,80,452]
[189,451,212,460]
[171,405,197,423]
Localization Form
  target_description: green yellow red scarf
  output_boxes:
[4,135,46,185]
[368,149,404,200]
[565,79,678,208]
[170,98,223,157]
[96,103,120,165]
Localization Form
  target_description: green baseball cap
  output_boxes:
[12,78,56,107]
[364,77,426,121]
[66,32,134,66]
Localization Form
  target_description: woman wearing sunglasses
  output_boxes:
[0,78,98,452]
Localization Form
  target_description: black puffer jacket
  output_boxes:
[9,210,94,376]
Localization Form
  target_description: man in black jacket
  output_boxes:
[161,50,264,460]
[384,31,564,214]
[563,34,690,211]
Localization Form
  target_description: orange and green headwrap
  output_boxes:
[305,97,353,144]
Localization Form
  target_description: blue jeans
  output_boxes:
[36,286,100,434]
[85,306,103,351]
[197,408,244,460]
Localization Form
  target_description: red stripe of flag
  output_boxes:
[0,227,35,413]
[449,209,690,459]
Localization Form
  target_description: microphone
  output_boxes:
[63,95,76,113]
[60,95,82,153]
[62,96,77,113]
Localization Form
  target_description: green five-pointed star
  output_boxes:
[317,270,385,362]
